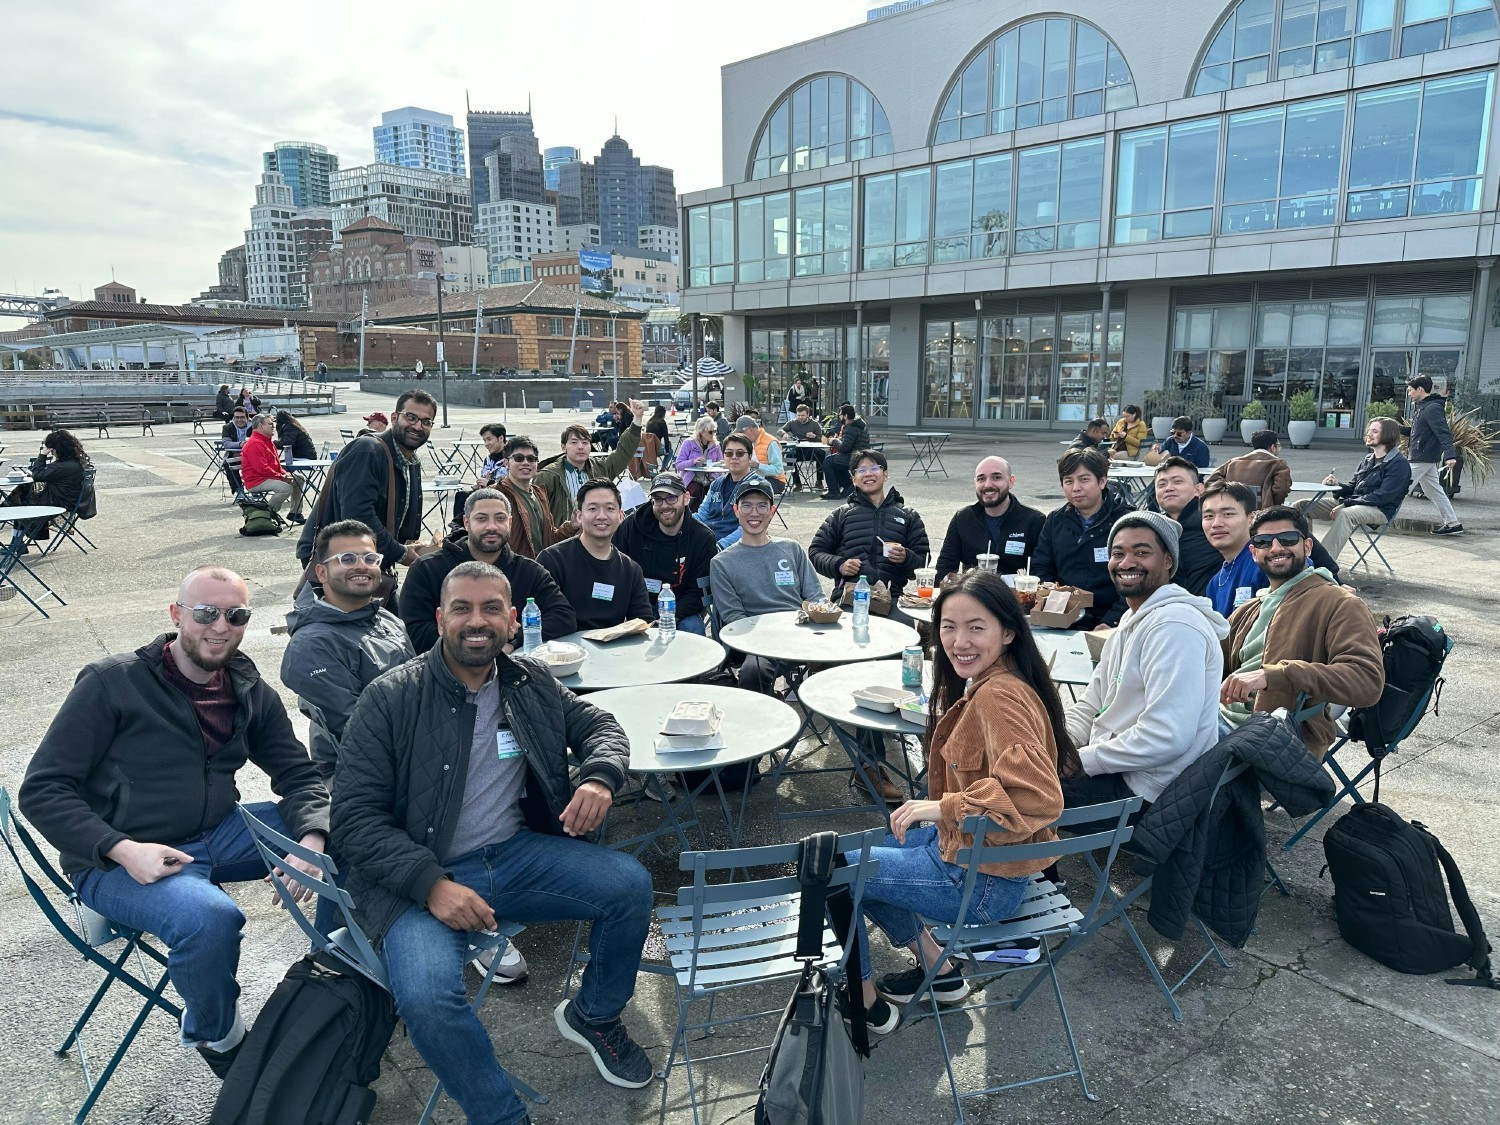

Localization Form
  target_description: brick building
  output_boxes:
[306,217,441,321]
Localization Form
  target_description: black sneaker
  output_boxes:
[1434,523,1465,535]
[198,1041,242,1079]
[878,962,970,1005]
[863,995,901,1035]
[286,513,306,525]
[553,999,653,1088]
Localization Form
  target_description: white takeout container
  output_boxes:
[852,686,916,714]
[898,698,930,725]
[660,700,724,737]
[532,641,587,678]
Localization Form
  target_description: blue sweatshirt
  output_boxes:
[1205,546,1267,618]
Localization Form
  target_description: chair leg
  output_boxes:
[70,960,174,1125]
[1042,944,1097,1102]
[56,940,138,1055]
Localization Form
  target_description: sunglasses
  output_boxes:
[397,411,436,429]
[323,551,381,567]
[723,449,750,458]
[508,453,539,463]
[176,603,253,627]
[1250,531,1306,549]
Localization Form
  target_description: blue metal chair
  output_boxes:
[898,797,1141,1121]
[1350,522,1393,572]
[236,805,546,1123]
[1,787,182,1124]
[655,826,884,1125]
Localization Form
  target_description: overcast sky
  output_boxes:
[0,0,872,325]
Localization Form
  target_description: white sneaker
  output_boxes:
[470,937,528,984]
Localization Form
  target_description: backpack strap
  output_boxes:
[795,832,837,960]
[1414,822,1498,990]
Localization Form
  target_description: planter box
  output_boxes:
[1240,418,1265,444]
[1201,418,1227,443]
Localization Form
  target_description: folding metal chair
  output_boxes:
[899,797,1140,1120]
[237,806,547,1123]
[1350,522,1393,572]
[38,469,98,557]
[1,788,182,1125]
[655,827,884,1125]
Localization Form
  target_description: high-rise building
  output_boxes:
[465,107,535,210]
[557,223,603,253]
[288,211,334,310]
[373,107,467,175]
[245,171,298,307]
[483,131,545,205]
[262,142,339,207]
[476,200,557,277]
[543,146,580,191]
[556,160,599,227]
[638,224,681,263]
[330,163,473,246]
[593,135,678,251]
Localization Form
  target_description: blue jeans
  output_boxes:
[676,612,707,636]
[382,830,653,1125]
[845,825,1029,980]
[72,800,288,1048]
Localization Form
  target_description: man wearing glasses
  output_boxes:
[1219,505,1383,757]
[495,436,570,559]
[296,390,439,611]
[20,566,330,1078]
[694,432,763,549]
[281,520,416,784]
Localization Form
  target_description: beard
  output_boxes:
[175,631,239,674]
[443,627,505,667]
[325,569,379,601]
[473,530,506,553]
[975,486,1009,508]
[394,424,429,452]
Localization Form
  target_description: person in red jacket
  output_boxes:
[240,413,305,523]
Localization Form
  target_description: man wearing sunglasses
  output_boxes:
[694,432,763,549]
[21,565,330,1078]
[1150,415,1211,468]
[296,390,438,609]
[1220,505,1383,757]
[281,520,416,784]
[495,435,569,559]
[1201,481,1341,617]
[535,398,645,527]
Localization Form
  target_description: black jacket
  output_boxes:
[830,416,870,456]
[1144,496,1223,598]
[221,420,252,446]
[399,534,575,654]
[20,634,329,876]
[1338,450,1412,523]
[613,502,717,618]
[214,390,235,416]
[296,432,422,566]
[1030,492,1133,628]
[933,498,1046,578]
[28,456,85,514]
[277,424,318,462]
[1131,714,1334,948]
[331,645,630,944]
[809,487,931,598]
[1403,395,1456,464]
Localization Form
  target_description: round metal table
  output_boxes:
[0,505,67,618]
[550,627,725,691]
[717,610,918,665]
[796,621,1093,689]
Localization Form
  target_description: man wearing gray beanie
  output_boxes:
[1059,510,1230,813]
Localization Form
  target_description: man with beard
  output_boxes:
[934,455,1045,578]
[1298,417,1412,562]
[1220,506,1383,758]
[1060,513,1228,812]
[333,562,655,1122]
[296,390,439,613]
[402,489,574,654]
[1201,481,1340,617]
[282,520,415,783]
[20,566,329,1078]
[495,436,570,559]
[538,480,653,632]
[613,471,717,635]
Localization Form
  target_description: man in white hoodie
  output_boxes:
[1062,510,1229,812]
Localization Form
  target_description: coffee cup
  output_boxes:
[913,567,937,598]
[976,553,999,573]
[1014,574,1040,610]
[881,540,896,559]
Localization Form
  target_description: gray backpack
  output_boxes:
[755,832,868,1125]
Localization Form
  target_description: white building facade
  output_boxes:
[442,245,491,292]
[331,163,473,246]
[245,172,298,308]
[638,223,682,263]
[557,223,603,252]
[475,199,557,277]
[374,107,467,175]
[682,0,1500,436]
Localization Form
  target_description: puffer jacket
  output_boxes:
[808,487,931,598]
[280,594,415,776]
[1030,490,1133,628]
[1403,394,1456,465]
[1337,450,1412,523]
[1131,714,1334,947]
[332,645,629,944]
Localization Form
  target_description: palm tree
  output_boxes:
[676,312,724,355]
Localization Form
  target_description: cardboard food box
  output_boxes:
[1084,626,1114,663]
[1028,583,1095,630]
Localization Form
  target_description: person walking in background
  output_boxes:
[1402,376,1464,535]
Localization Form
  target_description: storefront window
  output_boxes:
[924,319,978,418]
[846,323,891,418]
[1170,305,1251,399]
[977,316,1056,420]
[1252,299,1366,422]
[1056,309,1126,422]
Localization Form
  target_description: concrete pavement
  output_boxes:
[1,386,1496,1124]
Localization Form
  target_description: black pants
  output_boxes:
[1061,771,1148,830]
[824,452,852,496]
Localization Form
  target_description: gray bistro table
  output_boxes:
[551,628,725,692]
[0,505,67,618]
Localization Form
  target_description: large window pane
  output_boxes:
[1224,106,1284,204]
[1349,82,1420,189]
[1291,301,1330,346]
[863,174,895,269]
[1281,96,1345,197]
[934,161,973,262]
[1058,138,1104,248]
[894,168,931,266]
[1257,304,1293,346]
[688,206,710,285]
[825,182,853,272]
[794,187,823,266]
[1166,119,1221,211]
[1075,24,1106,89]
[1327,299,1367,345]
[972,152,1012,256]
[736,198,763,282]
[1237,0,1277,54]
[1421,294,1471,345]
[710,202,735,285]
[1416,73,1492,182]
[764,194,790,280]
[1043,19,1072,102]
[1372,297,1421,345]
[1116,126,1167,232]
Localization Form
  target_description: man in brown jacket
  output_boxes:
[495,436,570,559]
[1219,505,1383,757]
[1205,429,1292,509]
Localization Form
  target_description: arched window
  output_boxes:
[1193,0,1497,95]
[933,18,1135,144]
[748,75,893,179]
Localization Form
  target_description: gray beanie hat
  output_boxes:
[1109,511,1182,577]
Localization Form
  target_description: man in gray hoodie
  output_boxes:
[281,519,415,785]
[1062,510,1230,811]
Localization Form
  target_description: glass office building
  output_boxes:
[682,0,1500,435]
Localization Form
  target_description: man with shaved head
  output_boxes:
[21,565,330,1078]
[934,455,1046,578]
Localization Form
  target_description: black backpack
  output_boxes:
[1323,804,1496,989]
[211,953,398,1125]
[1348,615,1452,759]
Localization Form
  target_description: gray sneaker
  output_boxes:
[554,999,654,1088]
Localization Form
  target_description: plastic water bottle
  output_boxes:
[521,598,542,654]
[852,576,871,631]
[657,584,676,643]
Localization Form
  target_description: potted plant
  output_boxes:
[1239,399,1267,445]
[1286,390,1317,447]
[1365,399,1401,421]
[1199,399,1228,444]
[1144,388,1177,441]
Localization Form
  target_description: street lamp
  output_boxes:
[609,309,620,403]
[417,270,459,428]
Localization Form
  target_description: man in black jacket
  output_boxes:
[821,403,871,500]
[20,566,330,1077]
[1403,375,1463,534]
[1032,447,1131,629]
[1146,456,1222,596]
[934,455,1046,578]
[333,562,655,1119]
[1300,417,1413,561]
[296,390,437,610]
[809,449,930,605]
[613,471,717,633]
[219,405,252,494]
[401,489,575,654]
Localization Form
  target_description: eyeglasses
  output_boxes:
[1250,531,1306,549]
[508,453,538,463]
[853,464,883,476]
[397,411,436,429]
[736,501,772,514]
[176,603,253,627]
[323,551,381,567]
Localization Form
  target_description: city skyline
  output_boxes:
[0,0,870,325]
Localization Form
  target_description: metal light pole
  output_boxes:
[418,271,459,428]
[357,289,368,380]
[610,309,619,402]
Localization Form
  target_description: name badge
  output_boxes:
[775,569,797,587]
[1004,539,1025,555]
[644,578,662,594]
[1234,586,1254,607]
[1093,547,1109,564]
[591,582,615,601]
[496,729,523,761]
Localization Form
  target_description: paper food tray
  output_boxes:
[653,732,727,753]
[660,701,724,737]
[581,618,653,642]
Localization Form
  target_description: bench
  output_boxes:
[0,406,48,431]
[48,404,156,439]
